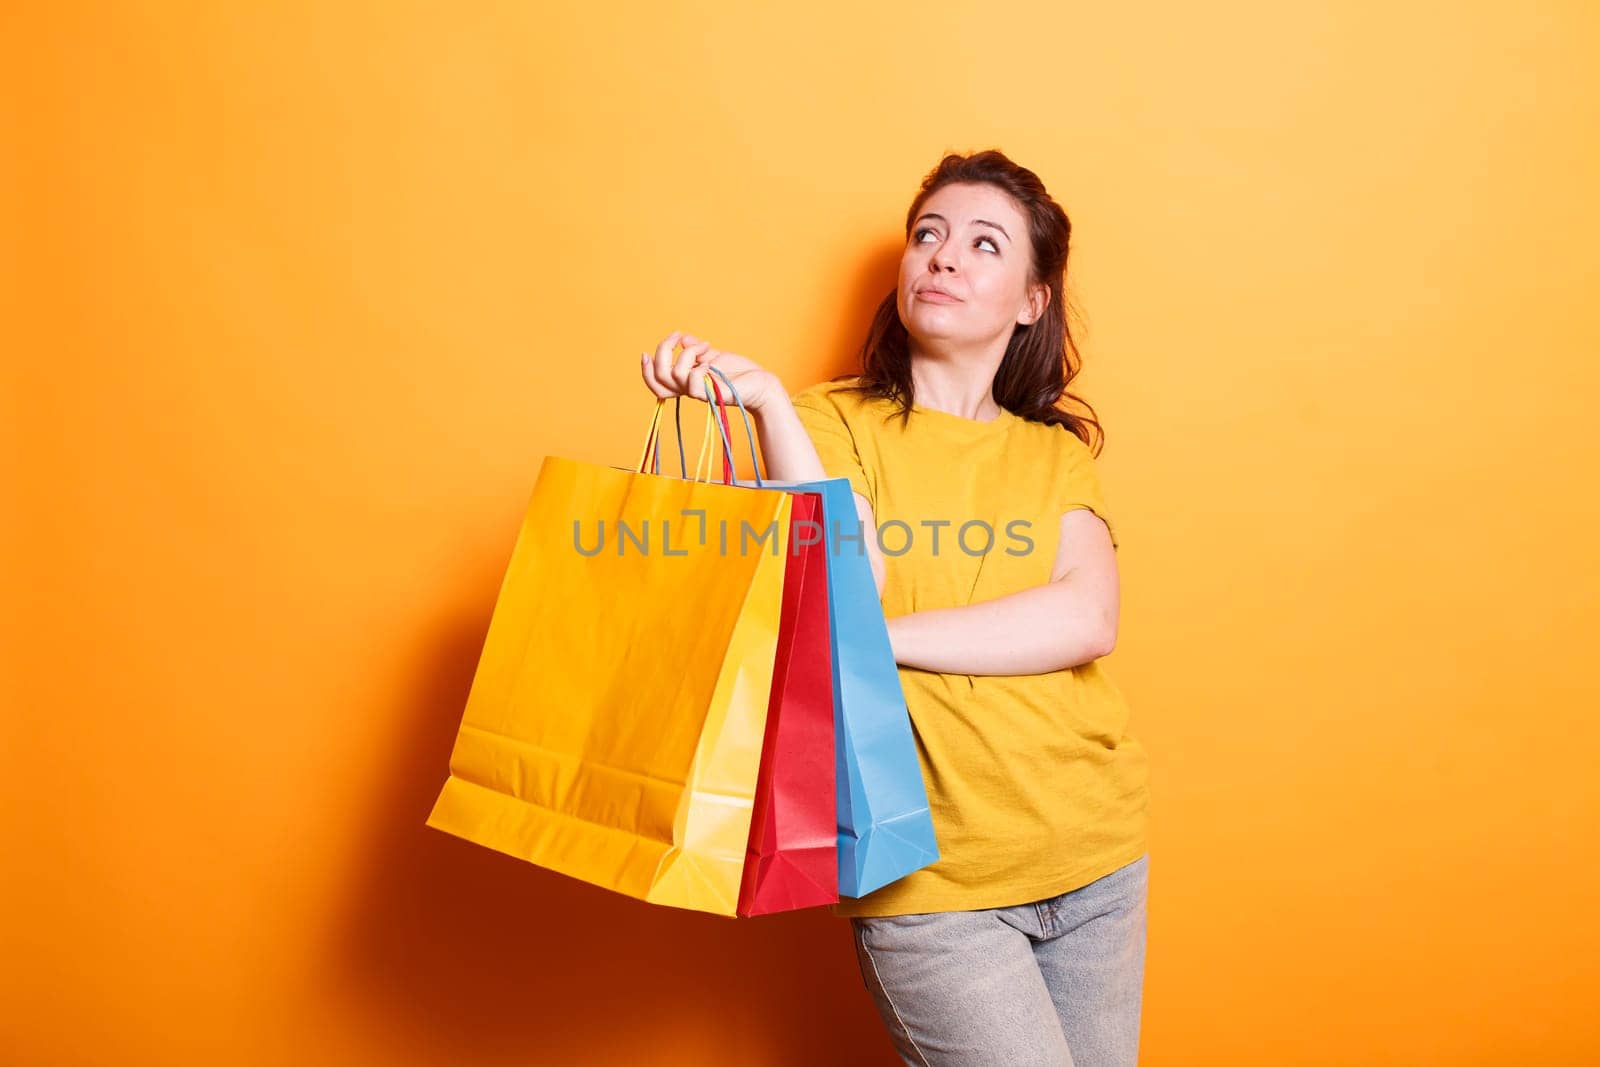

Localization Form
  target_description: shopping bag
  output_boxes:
[704,369,939,897]
[759,476,941,896]
[659,367,839,916]
[735,487,839,915]
[424,390,794,917]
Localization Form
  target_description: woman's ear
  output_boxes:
[1020,282,1050,325]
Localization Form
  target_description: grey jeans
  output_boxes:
[849,853,1149,1066]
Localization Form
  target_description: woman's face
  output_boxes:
[897,181,1046,352]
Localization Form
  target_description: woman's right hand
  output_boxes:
[640,331,781,412]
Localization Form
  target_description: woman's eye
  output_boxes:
[913,227,999,253]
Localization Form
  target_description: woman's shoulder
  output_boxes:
[1010,409,1096,455]
[790,375,889,420]
[791,374,863,403]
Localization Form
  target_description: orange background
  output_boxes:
[5,2,1598,1064]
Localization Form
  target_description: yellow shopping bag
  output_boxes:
[426,394,794,916]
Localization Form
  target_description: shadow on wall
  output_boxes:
[311,245,913,1064]
[316,533,900,1065]
[817,244,906,388]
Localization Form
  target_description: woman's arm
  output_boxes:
[886,507,1120,675]
[748,395,826,482]
[754,399,888,595]
[637,333,884,599]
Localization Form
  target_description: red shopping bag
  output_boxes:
[653,367,840,917]
[737,488,838,916]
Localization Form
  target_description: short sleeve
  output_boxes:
[1058,434,1119,551]
[790,384,876,511]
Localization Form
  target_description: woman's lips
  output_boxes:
[917,289,962,303]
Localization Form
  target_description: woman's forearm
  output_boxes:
[887,577,1115,676]
[750,384,888,597]
[751,392,827,483]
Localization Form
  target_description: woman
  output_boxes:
[640,149,1150,1067]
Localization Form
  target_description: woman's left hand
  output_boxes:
[641,331,780,412]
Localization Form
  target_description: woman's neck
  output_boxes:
[908,353,1004,421]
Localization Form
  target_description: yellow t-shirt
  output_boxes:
[790,377,1150,917]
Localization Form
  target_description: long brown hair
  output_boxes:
[832,149,1105,454]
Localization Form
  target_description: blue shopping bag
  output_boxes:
[697,368,940,898]
[771,475,940,897]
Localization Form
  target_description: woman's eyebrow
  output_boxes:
[913,213,1011,242]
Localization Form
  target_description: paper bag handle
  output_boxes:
[635,367,763,487]
[636,378,734,485]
